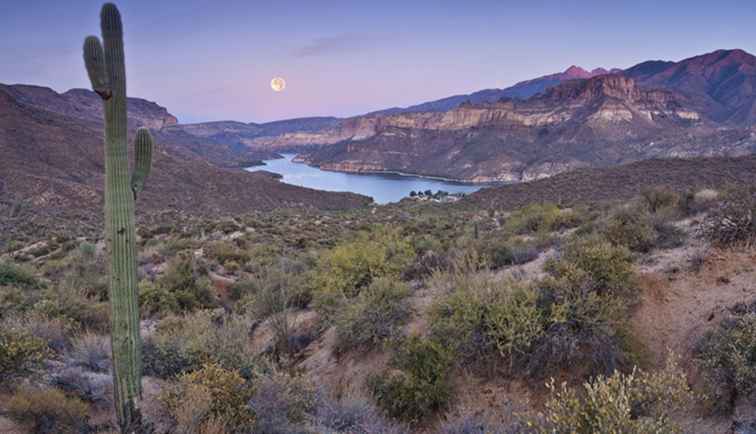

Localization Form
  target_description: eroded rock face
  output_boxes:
[296,74,748,182]
[1,84,177,130]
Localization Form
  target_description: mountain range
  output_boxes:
[3,48,756,237]
[271,49,756,182]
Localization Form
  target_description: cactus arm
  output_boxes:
[83,36,112,99]
[130,128,153,198]
[84,3,147,432]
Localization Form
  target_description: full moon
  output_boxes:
[270,77,286,92]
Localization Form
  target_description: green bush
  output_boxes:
[156,253,215,312]
[206,240,251,266]
[429,273,543,373]
[641,187,679,213]
[483,237,541,269]
[602,206,657,253]
[368,337,454,423]
[546,235,635,296]
[504,203,580,235]
[313,227,414,319]
[695,302,756,414]
[531,235,638,376]
[535,354,691,433]
[7,386,90,434]
[32,285,110,333]
[237,263,311,319]
[143,311,258,378]
[139,280,180,317]
[0,327,49,380]
[334,277,412,354]
[160,362,255,431]
[0,261,41,289]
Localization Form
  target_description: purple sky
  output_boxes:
[1,0,755,123]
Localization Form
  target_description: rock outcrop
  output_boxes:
[296,73,754,182]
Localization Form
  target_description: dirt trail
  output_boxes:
[632,247,756,434]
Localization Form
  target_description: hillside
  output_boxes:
[2,173,755,433]
[466,154,756,209]
[0,84,371,245]
[242,49,756,182]
[296,74,755,182]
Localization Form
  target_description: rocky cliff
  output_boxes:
[283,50,756,182]
[296,73,754,182]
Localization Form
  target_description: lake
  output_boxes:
[246,154,483,204]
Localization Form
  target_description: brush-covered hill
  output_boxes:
[0,84,371,244]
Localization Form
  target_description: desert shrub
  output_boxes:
[602,205,657,253]
[59,246,108,301]
[248,372,318,433]
[695,303,756,414]
[504,203,580,235]
[33,285,110,333]
[161,362,255,431]
[641,186,679,213]
[483,237,541,269]
[0,284,43,318]
[314,227,414,319]
[155,253,215,312]
[312,397,407,434]
[534,355,691,433]
[704,187,756,246]
[334,277,412,354]
[652,219,686,250]
[158,237,198,256]
[2,312,77,353]
[546,235,635,296]
[143,311,257,378]
[139,280,180,317]
[52,367,112,406]
[0,326,49,380]
[206,240,251,266]
[68,333,111,373]
[7,387,90,433]
[0,261,42,289]
[429,274,543,374]
[530,236,637,377]
[529,272,629,377]
[369,337,454,423]
[238,263,310,319]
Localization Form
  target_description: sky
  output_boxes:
[1,0,755,123]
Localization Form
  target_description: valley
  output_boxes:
[1,7,756,430]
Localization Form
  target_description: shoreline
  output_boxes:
[263,153,502,186]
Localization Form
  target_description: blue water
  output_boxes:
[246,154,482,204]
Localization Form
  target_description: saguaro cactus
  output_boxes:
[83,3,153,432]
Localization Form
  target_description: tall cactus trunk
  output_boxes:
[83,4,153,432]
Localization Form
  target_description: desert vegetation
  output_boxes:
[2,183,755,433]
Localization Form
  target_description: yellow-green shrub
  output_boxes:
[334,277,412,354]
[695,305,756,414]
[161,362,255,430]
[7,386,89,434]
[0,328,50,379]
[546,235,635,296]
[368,337,454,423]
[602,206,657,253]
[429,273,543,373]
[313,227,414,318]
[535,355,691,433]
[143,311,257,378]
[504,203,581,235]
